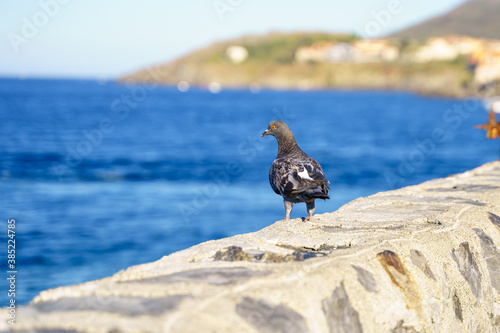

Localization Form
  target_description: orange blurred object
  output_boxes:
[475,109,500,139]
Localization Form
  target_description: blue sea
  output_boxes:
[0,78,497,306]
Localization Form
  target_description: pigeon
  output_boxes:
[261,120,330,220]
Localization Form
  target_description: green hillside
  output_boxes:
[121,31,479,97]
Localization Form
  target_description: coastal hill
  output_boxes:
[121,0,500,97]
[391,0,500,40]
[121,32,476,97]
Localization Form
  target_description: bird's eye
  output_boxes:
[271,125,276,129]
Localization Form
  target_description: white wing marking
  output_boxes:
[298,168,314,181]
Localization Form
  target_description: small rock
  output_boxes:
[450,242,482,300]
[352,265,379,293]
[132,267,271,285]
[488,212,500,230]
[410,249,436,280]
[214,246,325,263]
[214,246,248,261]
[322,282,363,333]
[473,228,500,292]
[391,320,420,333]
[236,297,310,333]
[453,290,463,321]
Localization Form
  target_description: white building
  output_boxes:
[326,43,353,63]
[474,43,500,84]
[352,39,399,63]
[411,36,485,63]
[412,38,459,63]
[295,42,338,63]
[226,46,248,64]
[295,39,398,64]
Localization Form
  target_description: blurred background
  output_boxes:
[1,0,500,306]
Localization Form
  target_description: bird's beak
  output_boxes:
[261,129,269,137]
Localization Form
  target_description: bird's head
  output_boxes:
[261,120,289,138]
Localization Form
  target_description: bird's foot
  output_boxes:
[304,215,316,221]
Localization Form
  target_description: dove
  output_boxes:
[262,121,330,220]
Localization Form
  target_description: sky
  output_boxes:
[0,0,469,79]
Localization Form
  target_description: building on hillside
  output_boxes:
[474,42,500,85]
[352,39,399,63]
[411,35,487,63]
[226,46,248,64]
[412,37,460,63]
[296,42,341,63]
[445,35,484,55]
[326,43,354,63]
[295,39,398,64]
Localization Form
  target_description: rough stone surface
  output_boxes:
[473,228,500,292]
[391,320,420,333]
[450,242,482,300]
[3,161,500,333]
[236,297,310,333]
[489,212,500,230]
[352,265,379,293]
[453,290,463,321]
[31,295,187,316]
[322,282,362,333]
[125,266,272,285]
[213,245,326,263]
[410,249,436,281]
[377,250,424,321]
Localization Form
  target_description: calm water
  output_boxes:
[0,78,497,305]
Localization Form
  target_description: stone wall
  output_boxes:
[3,162,500,333]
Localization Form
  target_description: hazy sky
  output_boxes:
[0,0,469,79]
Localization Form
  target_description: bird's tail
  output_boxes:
[302,184,330,200]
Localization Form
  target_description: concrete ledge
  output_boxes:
[3,162,500,332]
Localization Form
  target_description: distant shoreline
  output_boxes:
[119,72,498,99]
[119,32,500,99]
[114,81,473,99]
[2,76,497,99]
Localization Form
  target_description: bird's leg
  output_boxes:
[306,201,316,221]
[284,200,293,220]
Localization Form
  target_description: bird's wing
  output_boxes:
[270,156,329,197]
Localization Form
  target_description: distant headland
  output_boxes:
[120,0,500,97]
[120,31,500,97]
